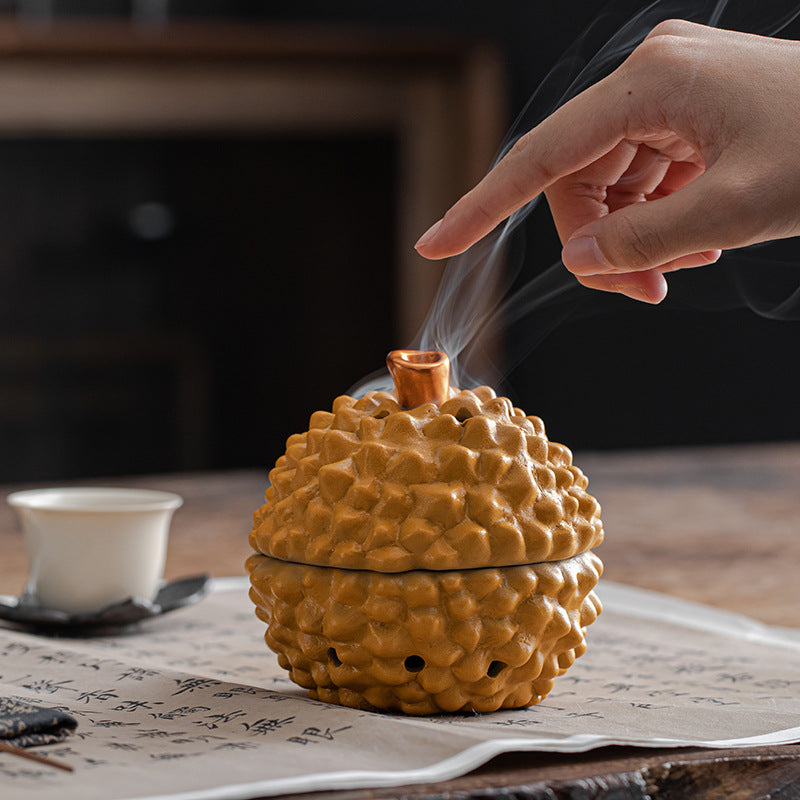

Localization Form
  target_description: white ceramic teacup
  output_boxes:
[7,487,183,615]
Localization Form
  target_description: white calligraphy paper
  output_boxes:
[1,578,800,800]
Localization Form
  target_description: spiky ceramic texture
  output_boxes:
[247,551,602,715]
[249,387,604,572]
[248,386,604,714]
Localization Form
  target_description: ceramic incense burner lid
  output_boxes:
[248,350,604,714]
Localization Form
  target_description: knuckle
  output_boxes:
[644,19,697,41]
[507,134,532,175]
[566,181,608,205]
[626,33,692,75]
[508,133,528,157]
[474,198,495,223]
[602,213,665,270]
[447,186,502,233]
[509,131,557,189]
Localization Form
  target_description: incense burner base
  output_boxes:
[247,552,602,715]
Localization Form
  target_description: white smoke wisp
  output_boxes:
[348,0,800,398]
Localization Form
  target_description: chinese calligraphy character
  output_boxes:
[172,678,222,696]
[242,716,295,735]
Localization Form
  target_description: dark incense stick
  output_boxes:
[0,740,74,772]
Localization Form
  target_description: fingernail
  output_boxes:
[562,236,612,275]
[415,219,442,251]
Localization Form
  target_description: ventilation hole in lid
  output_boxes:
[404,655,425,673]
[454,408,473,423]
[487,660,507,678]
[328,648,342,667]
[373,409,390,419]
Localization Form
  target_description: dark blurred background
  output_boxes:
[1,0,799,482]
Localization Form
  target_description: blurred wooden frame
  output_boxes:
[0,19,507,343]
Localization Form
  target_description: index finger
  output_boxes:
[415,73,634,259]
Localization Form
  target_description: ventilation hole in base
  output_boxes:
[404,655,425,673]
[373,409,390,419]
[454,408,473,423]
[328,648,342,667]
[487,660,507,678]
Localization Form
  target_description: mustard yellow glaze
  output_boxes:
[250,387,604,571]
[247,551,602,715]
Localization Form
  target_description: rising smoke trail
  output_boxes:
[350,0,800,397]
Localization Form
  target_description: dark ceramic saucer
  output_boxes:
[0,574,211,633]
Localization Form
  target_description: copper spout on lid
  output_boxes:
[387,350,450,408]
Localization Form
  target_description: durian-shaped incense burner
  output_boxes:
[247,351,603,715]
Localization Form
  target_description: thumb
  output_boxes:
[561,167,745,275]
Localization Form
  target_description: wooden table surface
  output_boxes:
[2,442,800,798]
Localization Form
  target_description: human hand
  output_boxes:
[414,20,800,303]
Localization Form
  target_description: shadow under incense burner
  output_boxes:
[247,351,603,715]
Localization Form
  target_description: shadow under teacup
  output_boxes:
[7,487,183,615]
